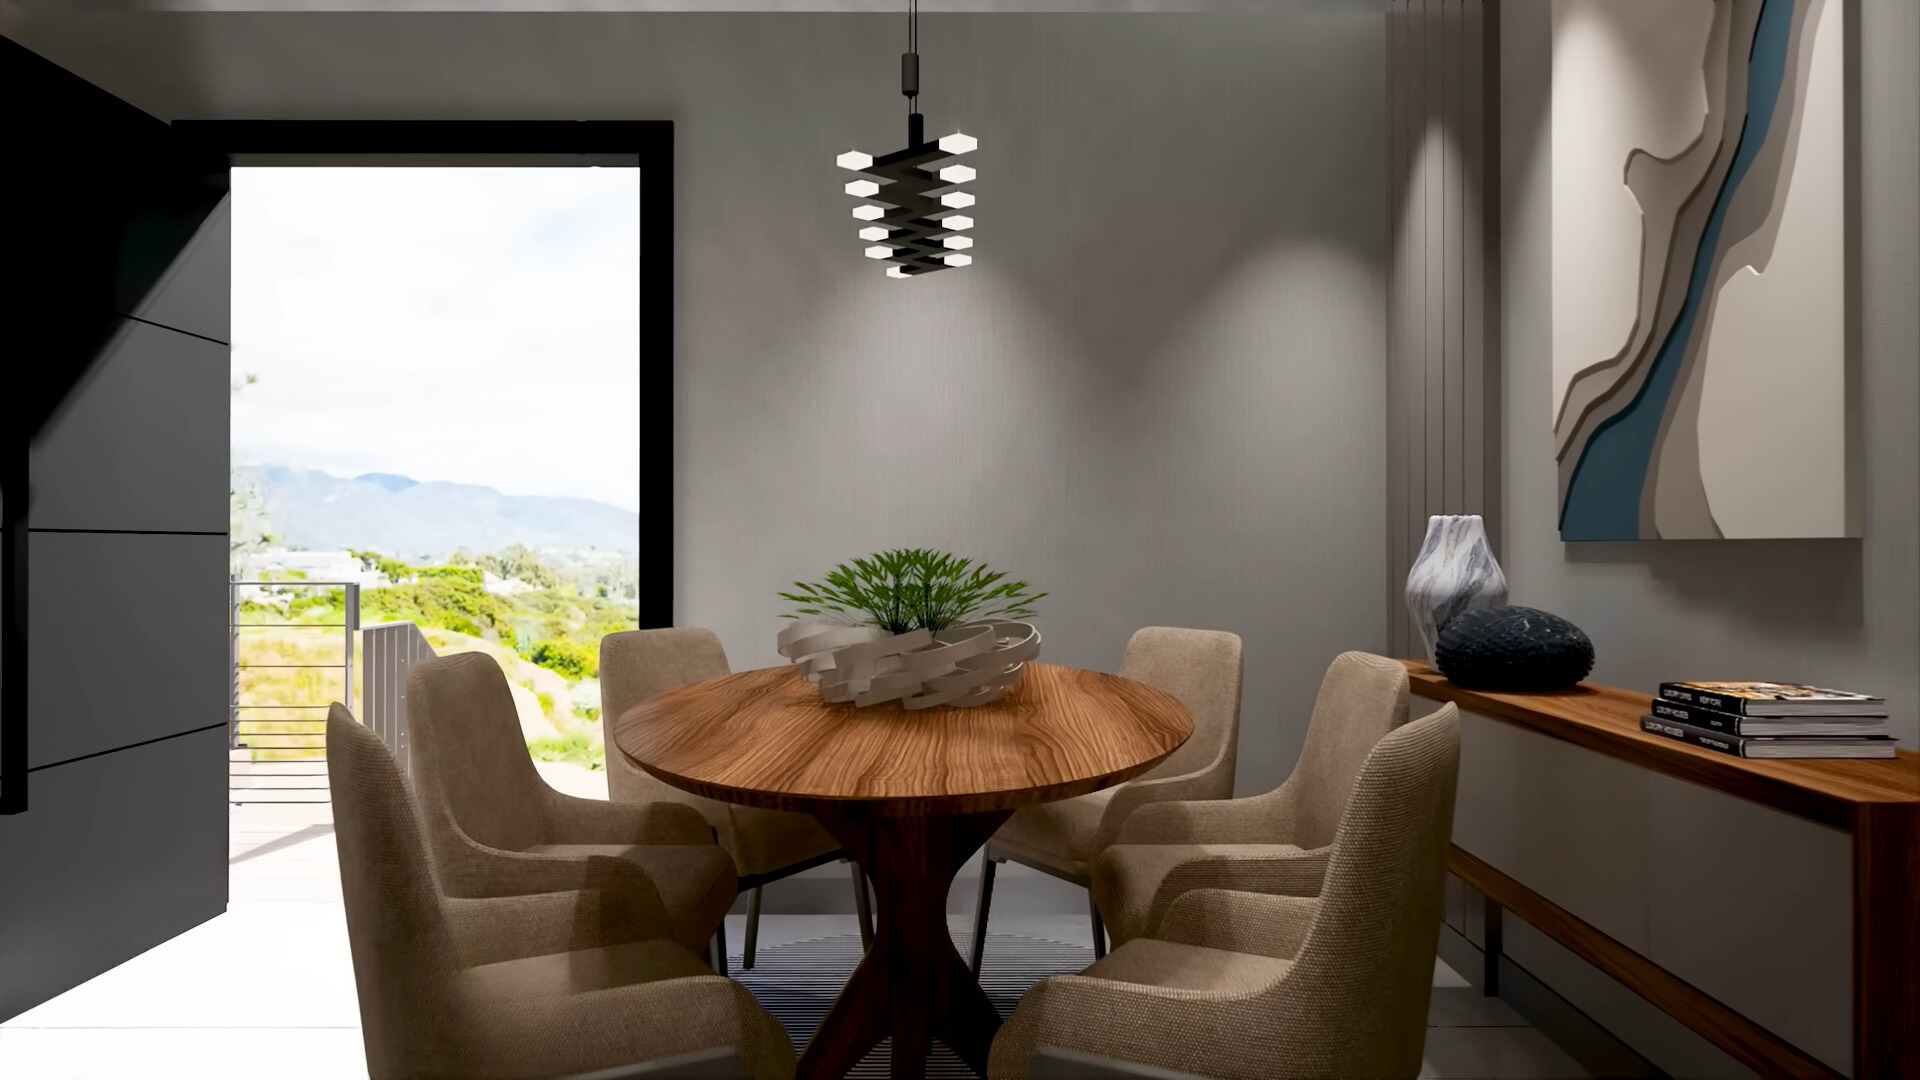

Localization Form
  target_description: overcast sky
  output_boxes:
[230,166,642,511]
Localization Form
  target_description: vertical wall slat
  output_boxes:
[1409,0,1434,655]
[1463,0,1488,540]
[1444,0,1465,514]
[1408,0,1431,648]
[1387,2,1409,657]
[1423,0,1446,549]
[1385,0,1500,652]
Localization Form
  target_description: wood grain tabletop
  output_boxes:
[612,661,1194,817]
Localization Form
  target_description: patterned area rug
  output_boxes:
[730,932,1094,1078]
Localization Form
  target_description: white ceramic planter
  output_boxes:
[775,620,1042,709]
[1405,514,1507,665]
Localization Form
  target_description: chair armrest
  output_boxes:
[465,975,796,1080]
[1115,784,1294,845]
[541,786,715,845]
[1158,889,1320,960]
[1095,763,1234,852]
[1101,845,1329,943]
[436,841,676,932]
[444,888,661,967]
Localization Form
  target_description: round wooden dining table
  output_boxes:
[612,661,1193,1080]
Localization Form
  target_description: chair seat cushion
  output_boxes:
[1082,938,1292,995]
[527,843,736,953]
[463,938,714,1001]
[726,805,839,880]
[1092,843,1312,946]
[991,788,1116,879]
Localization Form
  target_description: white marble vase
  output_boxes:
[1405,514,1507,665]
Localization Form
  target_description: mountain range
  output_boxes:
[243,465,638,557]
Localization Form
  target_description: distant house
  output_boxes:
[233,549,387,600]
[483,570,540,596]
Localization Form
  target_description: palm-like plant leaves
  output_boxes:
[779,548,1046,634]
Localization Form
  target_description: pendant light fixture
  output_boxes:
[836,0,976,278]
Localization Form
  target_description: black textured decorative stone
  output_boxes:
[1435,606,1595,692]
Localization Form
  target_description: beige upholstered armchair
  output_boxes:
[326,706,797,1080]
[406,651,736,960]
[1089,650,1410,947]
[601,627,872,972]
[973,627,1244,968]
[988,704,1462,1080]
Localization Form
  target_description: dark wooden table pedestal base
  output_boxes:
[798,809,1014,1080]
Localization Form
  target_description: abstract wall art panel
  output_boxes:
[1551,0,1856,540]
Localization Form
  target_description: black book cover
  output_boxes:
[1649,700,1889,737]
[1642,714,1743,756]
[1650,700,1741,733]
[1657,680,1886,717]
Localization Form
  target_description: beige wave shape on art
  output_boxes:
[1551,0,1753,510]
[1648,0,1829,538]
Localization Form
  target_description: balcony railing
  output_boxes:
[227,580,357,804]
[227,578,434,804]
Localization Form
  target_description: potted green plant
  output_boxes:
[776,549,1046,709]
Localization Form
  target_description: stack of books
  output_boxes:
[1642,681,1894,760]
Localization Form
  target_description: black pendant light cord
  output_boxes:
[903,0,923,146]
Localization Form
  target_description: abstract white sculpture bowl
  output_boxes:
[775,620,1042,710]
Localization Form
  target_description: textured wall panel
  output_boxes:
[1387,0,1501,657]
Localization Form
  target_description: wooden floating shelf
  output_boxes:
[1403,661,1918,1080]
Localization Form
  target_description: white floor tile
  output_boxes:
[0,1027,367,1080]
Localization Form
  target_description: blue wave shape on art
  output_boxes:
[1559,0,1796,540]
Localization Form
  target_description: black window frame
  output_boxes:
[176,120,676,630]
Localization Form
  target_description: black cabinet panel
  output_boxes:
[30,319,230,534]
[0,727,226,1021]
[28,531,227,769]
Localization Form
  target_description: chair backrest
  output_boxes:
[1278,651,1411,849]
[1119,627,1244,792]
[406,651,550,854]
[599,628,732,804]
[326,704,457,1078]
[1282,704,1460,1077]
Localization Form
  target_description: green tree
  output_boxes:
[350,549,416,585]
[527,637,595,679]
[479,545,561,589]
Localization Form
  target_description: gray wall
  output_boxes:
[4,10,1392,801]
[3,9,1391,913]
[1485,0,1919,1073]
[665,14,1389,799]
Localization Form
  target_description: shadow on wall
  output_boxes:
[1564,540,1865,646]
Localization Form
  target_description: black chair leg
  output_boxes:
[710,917,728,977]
[1089,893,1107,959]
[850,861,875,949]
[970,856,997,974]
[741,886,763,970]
